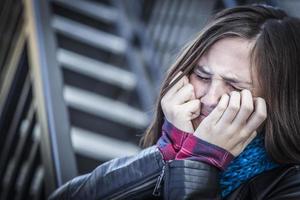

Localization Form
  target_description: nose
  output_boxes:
[200,81,226,112]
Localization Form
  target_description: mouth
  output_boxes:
[192,113,207,129]
[200,112,208,117]
[197,113,207,122]
[197,111,210,122]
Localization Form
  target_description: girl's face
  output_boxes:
[189,37,262,128]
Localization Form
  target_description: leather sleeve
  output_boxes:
[48,146,165,200]
[48,145,223,200]
[163,159,222,200]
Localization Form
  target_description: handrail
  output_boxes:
[24,0,77,195]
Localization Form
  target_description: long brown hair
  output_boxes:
[141,4,300,164]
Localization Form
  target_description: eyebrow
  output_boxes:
[195,65,252,85]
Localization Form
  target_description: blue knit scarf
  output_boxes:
[219,134,280,198]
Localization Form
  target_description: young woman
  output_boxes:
[49,4,300,200]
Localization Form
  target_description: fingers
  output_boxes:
[171,84,196,104]
[244,97,267,133]
[217,91,241,124]
[204,94,229,124]
[165,71,189,98]
[178,99,201,119]
[232,90,254,126]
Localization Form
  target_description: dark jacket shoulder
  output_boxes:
[226,165,300,200]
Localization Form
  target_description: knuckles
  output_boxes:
[239,130,249,140]
[256,110,267,120]
[255,97,267,120]
[185,83,195,94]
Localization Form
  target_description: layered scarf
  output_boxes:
[219,134,280,198]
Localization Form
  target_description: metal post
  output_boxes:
[23,0,77,196]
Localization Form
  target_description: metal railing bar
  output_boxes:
[0,0,14,45]
[24,0,77,194]
[126,0,164,89]
[0,2,23,73]
[158,0,182,62]
[166,0,192,51]
[0,27,26,110]
[15,126,40,200]
[0,75,31,182]
[28,165,44,200]
[150,0,171,68]
[0,103,35,200]
[112,0,155,114]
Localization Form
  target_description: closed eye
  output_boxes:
[193,70,246,91]
[228,84,243,92]
[195,73,210,81]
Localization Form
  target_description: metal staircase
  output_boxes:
[50,0,155,173]
[0,0,291,199]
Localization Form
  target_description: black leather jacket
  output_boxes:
[49,146,300,200]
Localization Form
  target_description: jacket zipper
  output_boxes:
[106,171,161,200]
[152,164,166,196]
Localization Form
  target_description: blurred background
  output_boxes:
[0,0,299,199]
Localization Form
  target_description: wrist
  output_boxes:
[176,134,235,171]
[156,119,190,161]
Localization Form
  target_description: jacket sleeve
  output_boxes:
[48,147,222,200]
[48,142,223,200]
[48,146,165,200]
[156,118,189,161]
[163,159,222,200]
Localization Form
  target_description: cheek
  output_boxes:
[189,74,208,98]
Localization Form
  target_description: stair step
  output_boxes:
[64,86,149,129]
[71,126,140,161]
[52,0,118,24]
[57,49,136,90]
[52,15,126,54]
